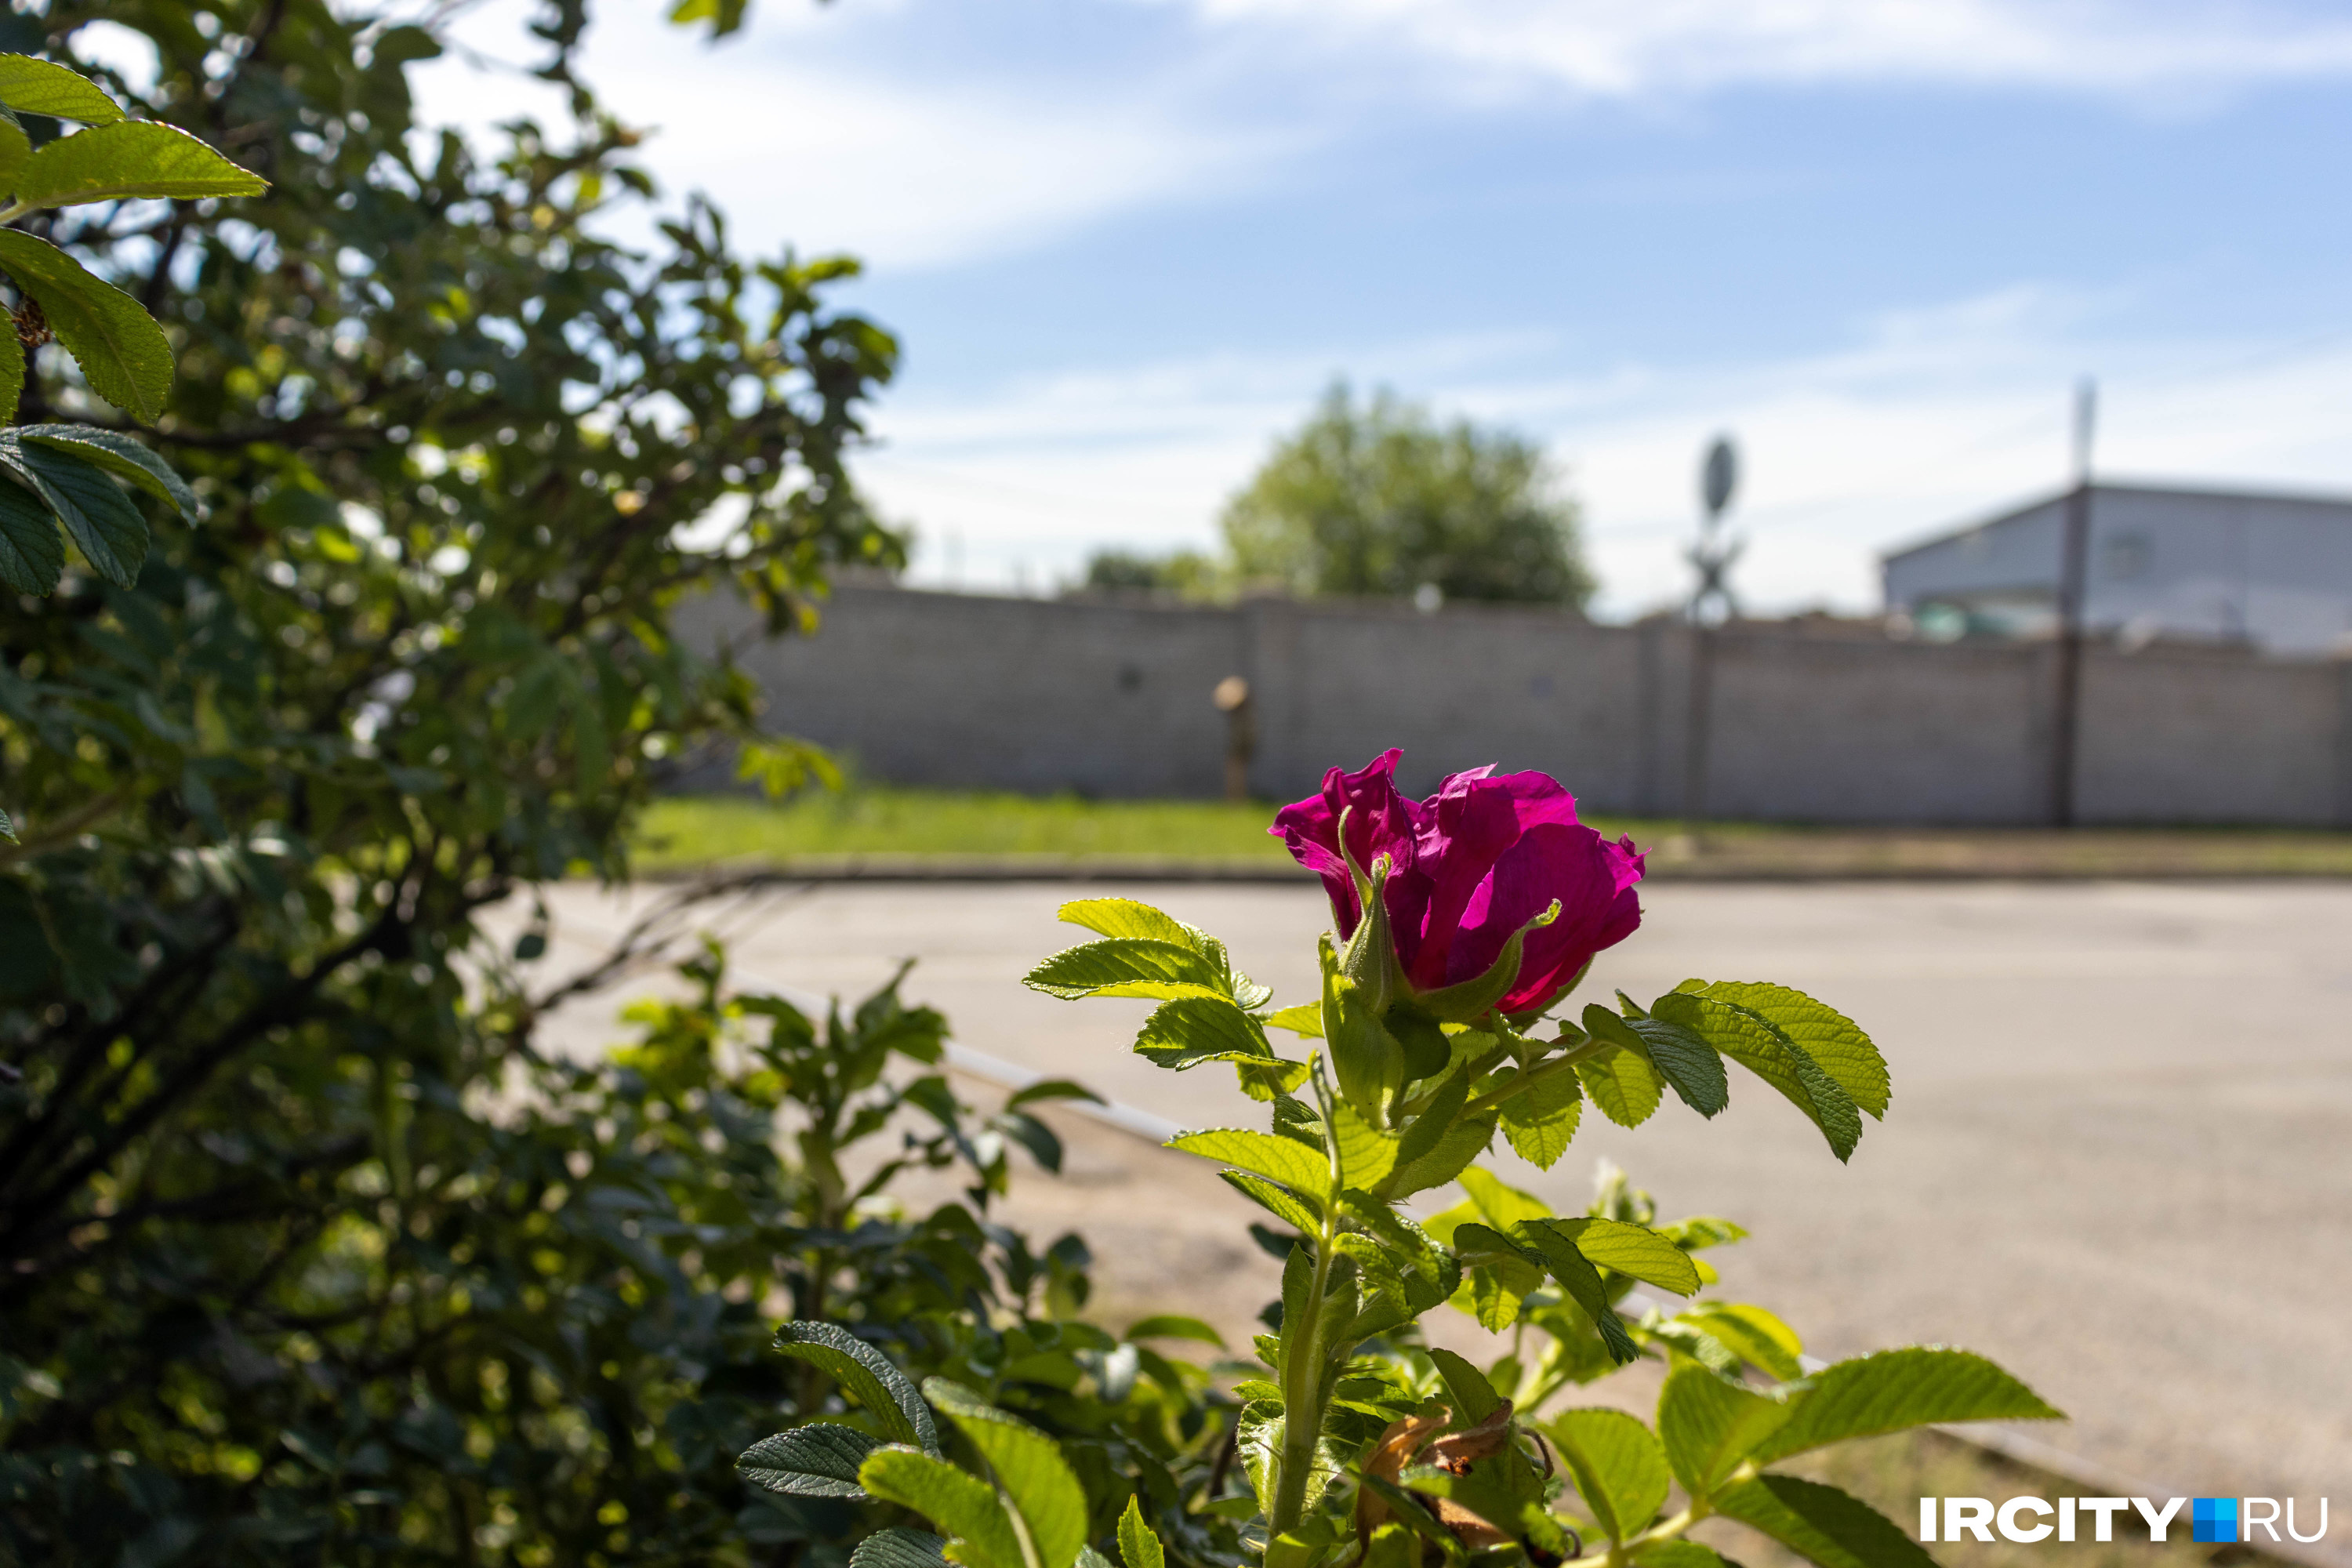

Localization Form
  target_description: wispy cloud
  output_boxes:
[1175,0,2352,101]
[864,288,2352,617]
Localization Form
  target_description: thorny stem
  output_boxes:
[1463,1037,1613,1116]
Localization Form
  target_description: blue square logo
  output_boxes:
[2193,1498,2239,1544]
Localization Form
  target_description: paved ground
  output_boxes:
[505,878,2352,1513]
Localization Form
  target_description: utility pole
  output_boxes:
[1681,435,1740,841]
[2049,379,2096,827]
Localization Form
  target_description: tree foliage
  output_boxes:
[1221,383,1595,609]
[0,1,941,1559]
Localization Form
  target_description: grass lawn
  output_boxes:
[633,788,2352,879]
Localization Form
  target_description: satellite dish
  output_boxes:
[1701,435,1738,521]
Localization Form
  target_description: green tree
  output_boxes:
[1221,383,1594,608]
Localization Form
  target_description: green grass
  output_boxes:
[632,788,1312,869]
[632,788,2352,879]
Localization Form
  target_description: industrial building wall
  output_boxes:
[690,584,2352,826]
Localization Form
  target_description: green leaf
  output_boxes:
[1635,1544,1737,1568]
[0,230,172,422]
[924,1381,1089,1568]
[1337,1192,1458,1306]
[1656,1364,1792,1500]
[1123,1315,1224,1348]
[1220,1170,1323,1235]
[1117,1495,1164,1568]
[0,436,143,587]
[1545,1409,1671,1544]
[1025,937,1228,1001]
[1457,1166,1552,1229]
[1653,992,1861,1162]
[1426,1346,1504,1424]
[1680,981,1889,1119]
[1330,1099,1399,1189]
[18,425,198,519]
[0,56,125,124]
[1576,1045,1662,1129]
[771,1321,937,1453]
[1504,1225,1638,1364]
[1004,1076,1103,1111]
[860,1447,1028,1568]
[1057,898,1200,948]
[0,111,27,192]
[1529,1217,1702,1297]
[1265,1002,1323,1037]
[1497,1067,1581,1170]
[1714,1475,1936,1568]
[1616,1002,1730,1117]
[1170,1127,1331,1203]
[1676,1304,1806,1382]
[1749,1348,2061,1465]
[13,121,267,209]
[0,471,62,594]
[0,303,19,424]
[737,1422,887,1498]
[852,1529,953,1568]
[1385,1112,1494,1198]
[1134,995,1283,1073]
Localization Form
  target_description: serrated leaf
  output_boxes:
[1338,1192,1457,1305]
[0,471,61,594]
[1057,897,1200,947]
[853,1529,953,1568]
[0,56,124,124]
[1617,1003,1730,1117]
[1715,1475,1936,1568]
[0,111,27,191]
[859,1448,1027,1568]
[1504,1225,1638,1364]
[1656,1364,1792,1500]
[1678,1304,1805,1382]
[1025,937,1228,1001]
[17,425,198,519]
[1749,1348,2061,1465]
[1576,1045,1662,1129]
[0,303,19,424]
[1546,1409,1670,1544]
[1529,1217,1702,1297]
[13,121,267,209]
[1426,1346,1504,1424]
[924,1381,1088,1568]
[1118,1496,1163,1568]
[0,231,171,421]
[1265,1002,1323,1037]
[1221,1170,1323,1234]
[737,1422,887,1498]
[1330,1099,1399,1189]
[1457,1166,1552,1229]
[771,1321,937,1452]
[1134,994,1282,1073]
[1682,981,1889,1118]
[1497,1068,1582,1170]
[1386,1112,1494,1197]
[1171,1127,1331,1203]
[0,437,143,586]
[1653,992,1861,1162]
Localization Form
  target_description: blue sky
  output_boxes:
[419,0,2352,617]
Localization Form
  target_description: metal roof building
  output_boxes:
[1880,482,2352,656]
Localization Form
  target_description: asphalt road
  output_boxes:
[510,877,2352,1516]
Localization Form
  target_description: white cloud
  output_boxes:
[412,1,1290,271]
[861,287,2352,619]
[1175,0,2352,101]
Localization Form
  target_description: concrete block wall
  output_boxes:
[688,583,2352,826]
